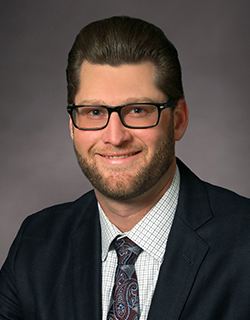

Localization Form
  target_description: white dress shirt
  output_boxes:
[99,166,180,320]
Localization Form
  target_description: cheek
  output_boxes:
[73,131,97,155]
[147,119,174,151]
[137,129,165,155]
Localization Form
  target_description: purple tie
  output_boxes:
[107,237,142,320]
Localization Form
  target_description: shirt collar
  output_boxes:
[99,165,180,262]
[99,205,122,261]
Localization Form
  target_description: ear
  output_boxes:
[173,99,189,141]
[69,116,74,140]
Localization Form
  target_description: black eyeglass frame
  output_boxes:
[67,99,176,130]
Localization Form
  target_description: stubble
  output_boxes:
[74,117,175,201]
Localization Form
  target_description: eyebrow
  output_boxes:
[76,97,157,105]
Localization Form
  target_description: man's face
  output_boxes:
[70,61,179,201]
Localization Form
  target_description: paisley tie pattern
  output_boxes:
[107,237,142,320]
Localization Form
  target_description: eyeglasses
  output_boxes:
[67,99,175,130]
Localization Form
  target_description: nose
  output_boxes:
[101,112,132,146]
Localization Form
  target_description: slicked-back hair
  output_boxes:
[66,16,184,105]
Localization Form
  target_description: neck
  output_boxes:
[95,159,176,232]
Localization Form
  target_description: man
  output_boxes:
[0,16,250,320]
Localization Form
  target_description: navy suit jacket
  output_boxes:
[1,159,250,319]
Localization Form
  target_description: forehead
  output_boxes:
[75,61,166,105]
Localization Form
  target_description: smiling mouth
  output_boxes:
[101,152,140,159]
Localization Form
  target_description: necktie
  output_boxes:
[107,237,142,320]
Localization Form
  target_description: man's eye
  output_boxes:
[81,107,106,117]
[126,106,151,117]
[88,109,103,116]
[130,108,144,114]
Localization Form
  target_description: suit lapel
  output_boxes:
[148,159,212,320]
[70,196,102,320]
[147,216,209,320]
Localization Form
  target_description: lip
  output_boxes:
[96,151,141,165]
[101,152,139,159]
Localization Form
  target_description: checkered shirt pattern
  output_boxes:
[100,165,180,320]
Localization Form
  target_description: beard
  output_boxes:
[74,118,175,201]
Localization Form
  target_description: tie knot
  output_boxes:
[114,237,141,265]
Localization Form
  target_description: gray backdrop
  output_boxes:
[1,0,250,267]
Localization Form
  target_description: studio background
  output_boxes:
[1,0,249,267]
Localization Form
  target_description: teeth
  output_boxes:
[104,153,133,159]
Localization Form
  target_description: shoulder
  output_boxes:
[176,159,250,260]
[0,190,100,316]
[176,158,250,234]
[17,189,98,241]
[1,190,99,278]
[205,181,250,215]
[177,158,250,214]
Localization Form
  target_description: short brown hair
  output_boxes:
[66,16,184,104]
